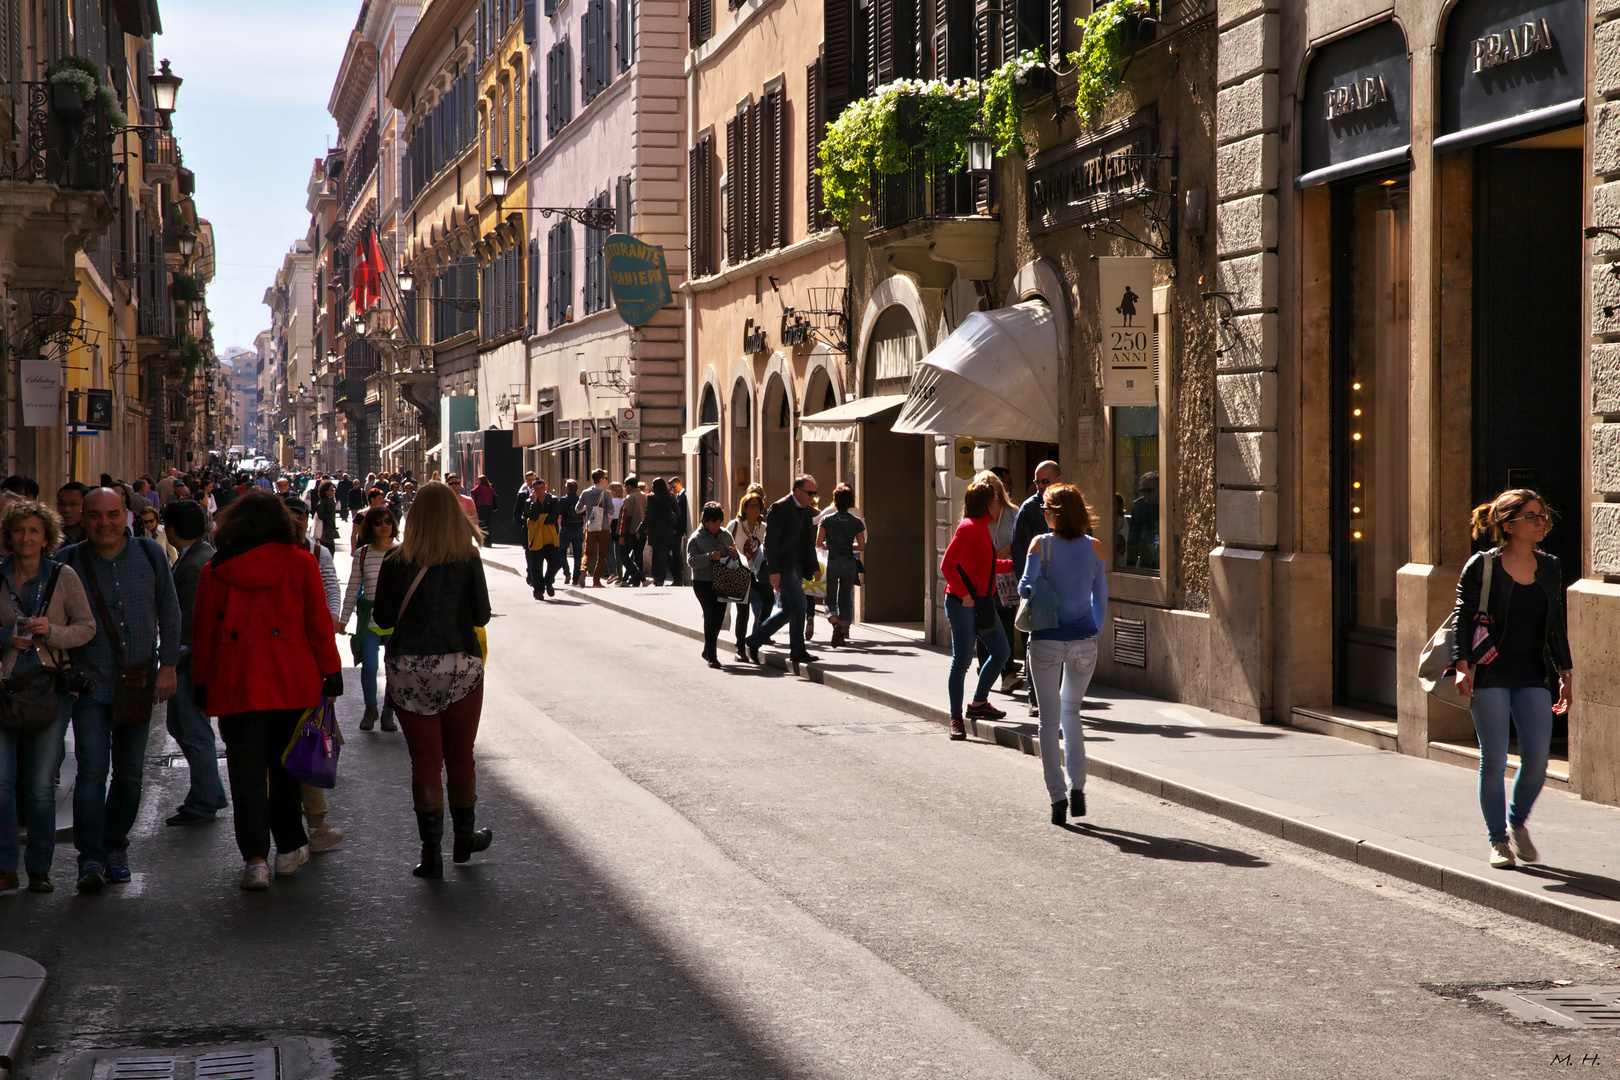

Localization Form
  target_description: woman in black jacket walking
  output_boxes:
[371,481,493,879]
[313,481,340,555]
[1451,488,1572,870]
[644,477,678,586]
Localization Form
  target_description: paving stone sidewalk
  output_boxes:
[481,545,1620,944]
[0,953,46,1080]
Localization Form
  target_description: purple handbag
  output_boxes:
[282,697,342,788]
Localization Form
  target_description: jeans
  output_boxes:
[945,594,1010,719]
[734,577,769,653]
[559,528,584,583]
[667,541,685,586]
[359,625,383,710]
[526,546,561,594]
[476,506,495,545]
[1471,685,1554,845]
[219,710,308,861]
[623,534,646,585]
[585,530,611,584]
[750,570,807,655]
[825,567,857,625]
[397,683,484,810]
[166,666,227,817]
[650,540,671,586]
[1026,637,1098,802]
[0,697,71,874]
[72,699,150,867]
[693,581,728,658]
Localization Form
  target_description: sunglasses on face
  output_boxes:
[1035,477,1055,487]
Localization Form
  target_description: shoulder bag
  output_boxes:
[80,541,163,725]
[1417,549,1496,710]
[0,564,68,733]
[1014,536,1063,633]
[959,553,999,633]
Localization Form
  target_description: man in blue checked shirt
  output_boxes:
[58,488,181,894]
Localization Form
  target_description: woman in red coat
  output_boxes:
[940,480,1014,740]
[192,490,343,891]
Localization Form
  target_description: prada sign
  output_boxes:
[1298,20,1410,186]
[1324,74,1390,120]
[1026,107,1156,236]
[1472,18,1554,73]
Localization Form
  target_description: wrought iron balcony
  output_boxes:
[0,82,117,192]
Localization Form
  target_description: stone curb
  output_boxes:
[558,582,1620,946]
[0,952,47,1080]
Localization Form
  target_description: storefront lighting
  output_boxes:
[1352,433,1362,440]
[398,268,414,293]
[485,156,511,200]
[1353,506,1362,514]
[1353,531,1363,540]
[1353,481,1362,489]
[1352,382,1362,390]
[1353,408,1362,416]
[149,59,182,116]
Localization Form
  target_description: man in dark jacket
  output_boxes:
[668,478,689,587]
[1008,459,1060,717]
[335,473,353,519]
[743,475,822,665]
[162,500,227,826]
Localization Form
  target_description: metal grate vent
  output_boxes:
[92,1047,278,1080]
[1112,617,1147,667]
[1477,986,1620,1028]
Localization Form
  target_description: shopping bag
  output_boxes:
[711,556,752,603]
[282,697,341,788]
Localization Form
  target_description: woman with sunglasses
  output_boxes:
[1451,489,1572,869]
[341,505,400,732]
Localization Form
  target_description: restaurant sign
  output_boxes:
[1026,107,1157,236]
[605,233,672,327]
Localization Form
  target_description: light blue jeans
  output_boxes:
[1026,637,1098,802]
[945,594,1009,719]
[0,697,71,874]
[1470,685,1554,846]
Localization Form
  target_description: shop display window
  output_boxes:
[1107,290,1175,605]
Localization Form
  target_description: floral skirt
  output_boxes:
[385,652,484,716]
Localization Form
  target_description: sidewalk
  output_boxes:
[0,952,46,1080]
[483,547,1620,944]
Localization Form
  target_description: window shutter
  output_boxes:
[617,0,632,70]
[688,0,699,48]
[973,0,995,79]
[824,0,851,119]
[750,99,764,258]
[584,213,596,313]
[724,117,740,266]
[1001,0,1016,71]
[806,58,823,231]
[527,72,538,156]
[936,0,972,78]
[689,143,704,275]
[617,173,632,235]
[582,2,597,102]
[524,0,538,41]
[769,88,787,250]
[1047,0,1063,62]
[562,223,574,322]
[870,0,886,88]
[546,47,556,136]
[563,39,573,123]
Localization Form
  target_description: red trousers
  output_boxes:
[396,684,484,809]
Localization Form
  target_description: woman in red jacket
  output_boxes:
[192,490,344,891]
[940,480,1014,740]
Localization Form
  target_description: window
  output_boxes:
[528,237,541,333]
[432,258,479,343]
[1109,288,1174,601]
[583,190,611,314]
[806,58,825,230]
[547,219,574,329]
[688,0,711,48]
[481,246,524,341]
[616,0,636,70]
[724,87,788,265]
[867,0,916,89]
[689,136,714,276]
[547,39,573,136]
[582,0,613,104]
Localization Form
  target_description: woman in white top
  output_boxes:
[979,468,1021,692]
[726,490,769,661]
[607,481,627,584]
[341,504,399,732]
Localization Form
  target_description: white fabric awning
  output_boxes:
[681,424,719,454]
[892,301,1061,443]
[535,435,588,452]
[799,394,908,443]
[425,442,444,457]
[386,434,420,455]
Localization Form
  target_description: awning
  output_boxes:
[425,442,443,457]
[681,423,719,454]
[892,301,1061,443]
[386,434,420,455]
[799,394,907,443]
[535,435,588,452]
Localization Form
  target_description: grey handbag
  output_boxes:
[1417,549,1495,711]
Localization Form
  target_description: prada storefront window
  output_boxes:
[1335,177,1410,710]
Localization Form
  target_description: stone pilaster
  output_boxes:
[1594,3,1620,575]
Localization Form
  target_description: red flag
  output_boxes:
[352,240,371,313]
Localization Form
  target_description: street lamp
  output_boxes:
[190,296,205,317]
[177,225,197,259]
[354,314,368,336]
[149,59,182,117]
[967,133,994,176]
[485,156,510,201]
[398,267,414,293]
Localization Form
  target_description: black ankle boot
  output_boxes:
[1051,800,1067,826]
[450,806,493,864]
[1070,789,1086,819]
[413,810,444,878]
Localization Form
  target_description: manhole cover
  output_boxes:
[91,1046,278,1079]
[800,721,939,736]
[1477,985,1620,1028]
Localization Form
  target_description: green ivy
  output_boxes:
[180,334,203,382]
[981,49,1048,160]
[1067,0,1150,122]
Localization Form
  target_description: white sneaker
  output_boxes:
[1510,825,1539,864]
[1489,842,1516,869]
[274,844,310,876]
[240,863,270,891]
[308,826,345,853]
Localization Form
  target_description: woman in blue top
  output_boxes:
[1017,483,1107,825]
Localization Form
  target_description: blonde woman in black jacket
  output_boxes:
[371,482,493,879]
[1451,488,1572,870]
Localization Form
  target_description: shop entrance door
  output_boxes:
[1332,177,1410,714]
[1474,148,1582,583]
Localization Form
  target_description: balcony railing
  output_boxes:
[867,99,993,233]
[1,82,116,191]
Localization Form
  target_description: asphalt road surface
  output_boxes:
[11,556,1620,1079]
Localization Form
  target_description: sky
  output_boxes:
[155,0,361,352]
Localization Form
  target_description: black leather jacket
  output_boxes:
[371,552,491,659]
[1450,549,1572,687]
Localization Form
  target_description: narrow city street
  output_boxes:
[8,546,1620,1080]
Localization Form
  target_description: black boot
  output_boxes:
[450,806,493,864]
[413,810,444,878]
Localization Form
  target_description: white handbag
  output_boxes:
[1416,550,1494,711]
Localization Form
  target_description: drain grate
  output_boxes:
[801,721,940,736]
[1477,985,1620,1028]
[91,1047,278,1080]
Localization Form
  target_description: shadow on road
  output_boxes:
[1081,714,1286,741]
[1064,822,1271,867]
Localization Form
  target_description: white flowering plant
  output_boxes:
[1067,0,1150,122]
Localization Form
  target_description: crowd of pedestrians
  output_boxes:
[0,460,494,894]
